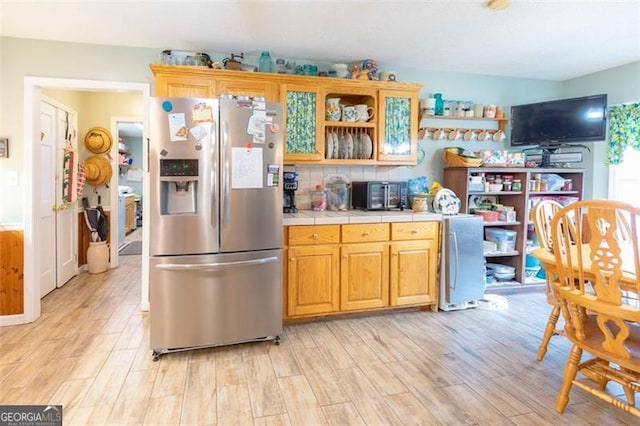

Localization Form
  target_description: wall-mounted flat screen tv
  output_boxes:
[510,94,607,147]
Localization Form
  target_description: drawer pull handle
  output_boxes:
[363,231,370,236]
[312,233,319,240]
[290,257,295,261]
[411,229,418,234]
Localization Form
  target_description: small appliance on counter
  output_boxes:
[351,181,407,211]
[283,171,298,213]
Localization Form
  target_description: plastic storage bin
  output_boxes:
[485,228,517,252]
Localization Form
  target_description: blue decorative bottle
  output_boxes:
[258,51,273,73]
[434,93,444,116]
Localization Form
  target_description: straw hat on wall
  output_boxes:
[83,155,113,187]
[84,126,113,154]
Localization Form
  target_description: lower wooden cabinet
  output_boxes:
[287,245,340,316]
[390,240,437,306]
[341,242,389,311]
[285,221,440,319]
[389,222,439,307]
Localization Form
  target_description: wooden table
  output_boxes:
[531,246,638,288]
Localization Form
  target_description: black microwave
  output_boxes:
[351,181,407,211]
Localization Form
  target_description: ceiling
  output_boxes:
[2,1,639,81]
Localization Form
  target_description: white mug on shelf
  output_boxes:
[477,129,489,141]
[355,104,375,122]
[432,128,446,140]
[492,129,506,142]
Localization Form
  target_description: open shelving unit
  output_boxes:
[443,166,584,293]
[418,115,509,140]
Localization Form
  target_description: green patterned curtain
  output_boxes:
[384,97,411,155]
[607,102,640,164]
[285,91,316,154]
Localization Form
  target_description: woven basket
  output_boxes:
[444,148,483,168]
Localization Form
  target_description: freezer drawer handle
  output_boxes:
[155,256,278,271]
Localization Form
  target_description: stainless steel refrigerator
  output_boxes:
[148,97,283,360]
[439,215,486,311]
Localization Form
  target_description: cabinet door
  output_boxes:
[340,242,389,311]
[288,245,340,316]
[378,89,419,164]
[390,240,438,306]
[281,83,324,162]
[216,78,279,102]
[125,201,135,233]
[154,74,216,98]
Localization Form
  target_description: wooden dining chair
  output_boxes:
[551,199,640,416]
[532,199,564,361]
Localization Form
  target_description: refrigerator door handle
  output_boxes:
[222,120,230,226]
[155,256,279,271]
[450,230,459,290]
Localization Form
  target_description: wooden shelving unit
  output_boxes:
[444,166,584,292]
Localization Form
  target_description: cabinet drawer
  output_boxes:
[391,222,439,241]
[341,223,389,243]
[288,225,340,246]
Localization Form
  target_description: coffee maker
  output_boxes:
[283,171,298,213]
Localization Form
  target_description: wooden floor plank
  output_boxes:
[277,375,327,425]
[294,348,349,406]
[335,367,402,425]
[80,349,136,407]
[179,355,217,426]
[321,402,366,425]
[244,353,286,418]
[216,384,254,425]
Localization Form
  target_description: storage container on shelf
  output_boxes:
[485,228,517,252]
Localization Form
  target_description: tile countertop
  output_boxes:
[283,210,443,226]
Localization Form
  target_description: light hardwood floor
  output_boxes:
[0,240,637,425]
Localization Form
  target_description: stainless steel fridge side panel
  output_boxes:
[150,250,282,350]
[219,99,283,253]
[149,97,219,256]
[444,216,485,304]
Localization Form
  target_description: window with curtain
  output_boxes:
[607,102,640,164]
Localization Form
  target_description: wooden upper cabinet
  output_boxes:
[154,72,216,98]
[149,65,423,165]
[378,89,419,164]
[281,82,324,162]
[215,78,279,102]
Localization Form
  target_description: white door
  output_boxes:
[39,102,57,297]
[55,108,78,285]
[39,100,78,298]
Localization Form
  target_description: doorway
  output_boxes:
[17,77,150,326]
[113,118,144,253]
